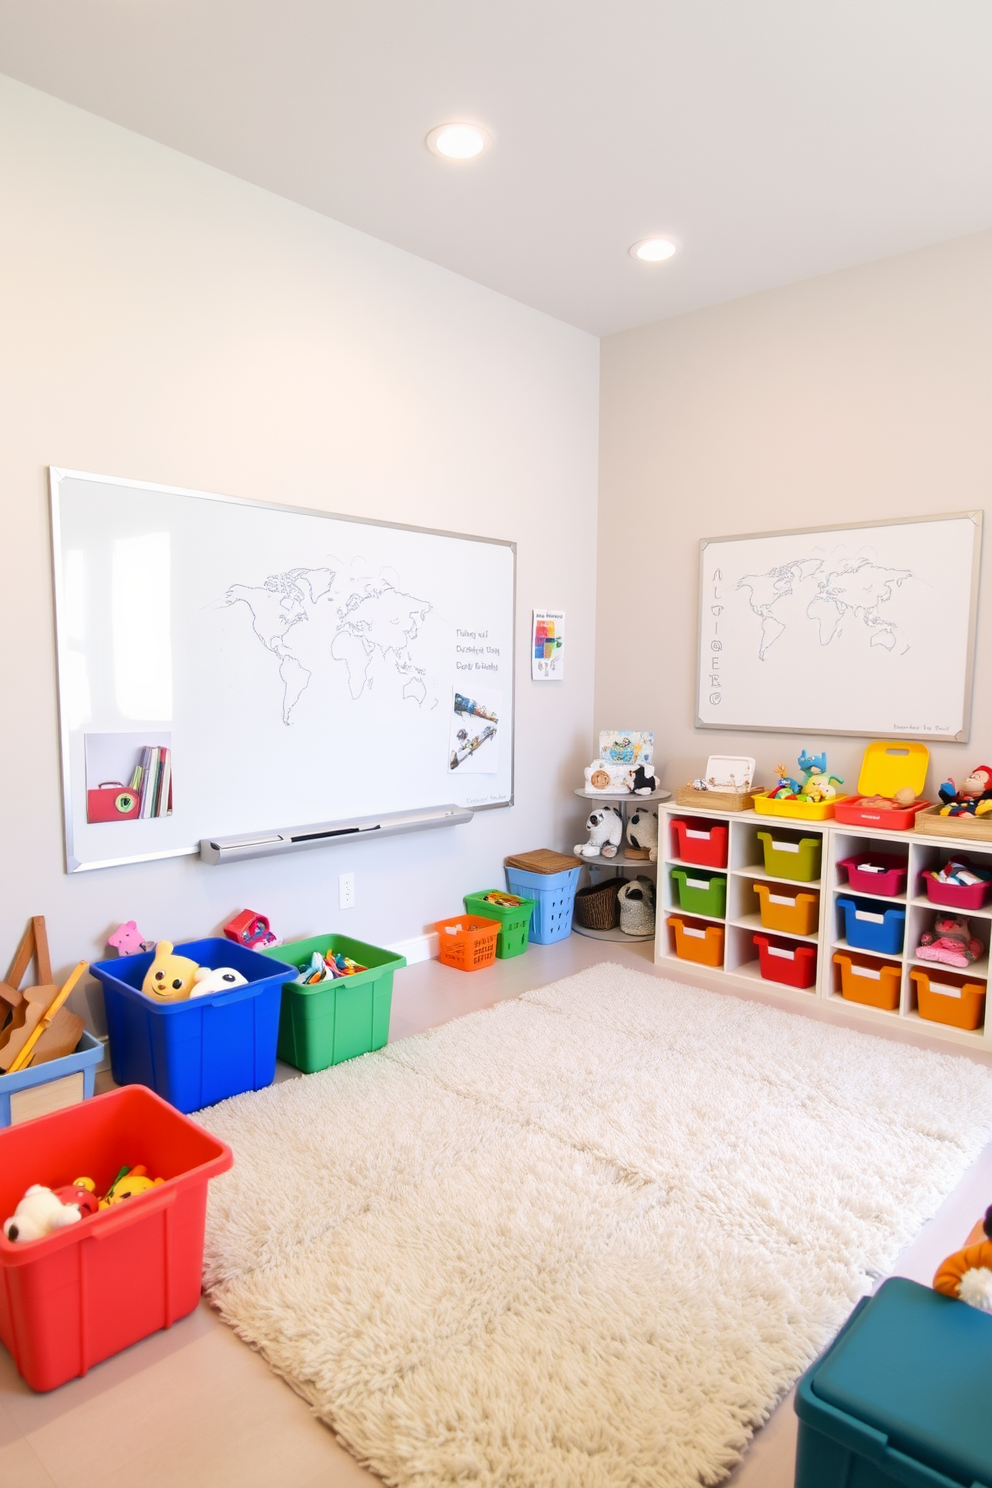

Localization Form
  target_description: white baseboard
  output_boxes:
[386,932,438,966]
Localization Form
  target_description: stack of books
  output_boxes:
[135,746,173,818]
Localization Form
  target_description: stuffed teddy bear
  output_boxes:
[626,807,658,862]
[916,913,983,968]
[3,1185,87,1243]
[575,807,623,858]
[141,940,200,1002]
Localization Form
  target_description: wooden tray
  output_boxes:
[914,805,992,842]
[504,849,583,874]
[674,783,760,813]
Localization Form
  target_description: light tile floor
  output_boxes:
[2,936,990,1487]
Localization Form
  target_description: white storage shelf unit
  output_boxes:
[657,802,992,1052]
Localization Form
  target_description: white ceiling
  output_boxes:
[2,1,992,336]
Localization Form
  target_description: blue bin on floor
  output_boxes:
[0,1031,103,1128]
[89,939,295,1113]
[504,865,581,944]
[836,896,906,954]
[795,1277,992,1488]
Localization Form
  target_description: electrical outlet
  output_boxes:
[338,872,355,910]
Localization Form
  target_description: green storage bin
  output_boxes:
[669,868,727,917]
[795,1277,992,1488]
[756,830,822,882]
[463,891,536,958]
[261,933,406,1073]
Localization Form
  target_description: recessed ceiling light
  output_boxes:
[426,123,491,160]
[629,238,678,263]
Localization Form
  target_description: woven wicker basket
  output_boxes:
[674,783,760,813]
[573,876,624,930]
[618,877,656,936]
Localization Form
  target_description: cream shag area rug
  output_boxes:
[199,965,992,1488]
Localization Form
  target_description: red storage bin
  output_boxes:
[0,1086,232,1391]
[836,853,908,897]
[923,872,992,911]
[669,818,728,868]
[753,933,818,989]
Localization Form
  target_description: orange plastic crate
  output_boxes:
[667,915,724,968]
[434,915,500,972]
[754,883,819,936]
[909,967,987,1031]
[833,951,901,1011]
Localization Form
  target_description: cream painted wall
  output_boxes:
[0,76,599,1027]
[598,231,992,801]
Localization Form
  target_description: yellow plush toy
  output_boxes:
[141,940,199,1002]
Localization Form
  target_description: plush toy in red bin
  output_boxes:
[223,909,278,950]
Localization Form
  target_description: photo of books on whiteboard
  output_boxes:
[84,733,173,823]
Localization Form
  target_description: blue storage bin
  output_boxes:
[795,1277,992,1488]
[0,1030,103,1128]
[89,939,295,1114]
[836,896,906,954]
[504,865,581,944]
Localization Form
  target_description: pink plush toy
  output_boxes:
[108,921,154,956]
[916,913,983,969]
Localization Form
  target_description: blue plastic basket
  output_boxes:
[0,1030,103,1128]
[836,896,906,955]
[89,938,295,1114]
[504,865,581,944]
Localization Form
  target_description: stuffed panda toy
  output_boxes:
[575,806,624,858]
[630,763,658,795]
[626,806,658,861]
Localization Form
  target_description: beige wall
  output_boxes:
[598,230,992,798]
[0,76,599,1023]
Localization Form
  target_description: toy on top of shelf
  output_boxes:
[933,1205,992,1312]
[630,763,658,794]
[625,806,658,861]
[768,752,844,804]
[834,740,931,829]
[598,730,653,768]
[675,755,759,812]
[583,758,632,794]
[190,965,248,997]
[223,909,279,949]
[141,941,199,1002]
[108,921,155,956]
[3,1185,88,1243]
[575,806,624,859]
[915,913,983,968]
[937,766,992,817]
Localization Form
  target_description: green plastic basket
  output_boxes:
[669,868,727,917]
[261,933,406,1073]
[463,891,536,958]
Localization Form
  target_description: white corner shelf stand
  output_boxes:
[656,800,992,1052]
[571,787,670,942]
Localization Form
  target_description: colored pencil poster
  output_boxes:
[532,610,564,680]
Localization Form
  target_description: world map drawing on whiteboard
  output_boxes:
[737,557,912,661]
[225,565,435,724]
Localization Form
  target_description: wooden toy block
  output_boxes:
[30,1005,86,1065]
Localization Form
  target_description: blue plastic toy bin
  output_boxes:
[89,939,295,1114]
[795,1277,992,1488]
[836,896,906,955]
[504,865,581,944]
[0,1031,103,1128]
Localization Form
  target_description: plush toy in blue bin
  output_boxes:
[89,938,295,1113]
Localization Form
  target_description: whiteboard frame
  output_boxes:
[50,467,516,873]
[695,510,983,741]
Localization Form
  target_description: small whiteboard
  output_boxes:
[51,469,515,871]
[696,512,982,740]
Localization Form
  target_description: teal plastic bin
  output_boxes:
[756,830,822,882]
[795,1277,992,1488]
[669,868,727,917]
[504,865,580,944]
[261,933,405,1073]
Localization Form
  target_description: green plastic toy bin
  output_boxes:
[261,934,405,1073]
[669,868,728,917]
[463,892,536,958]
[756,830,822,882]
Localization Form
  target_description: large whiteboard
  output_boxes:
[696,513,982,740]
[51,470,515,872]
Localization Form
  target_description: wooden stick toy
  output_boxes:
[8,962,88,1073]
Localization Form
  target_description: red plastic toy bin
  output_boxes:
[836,853,908,897]
[924,873,992,911]
[753,933,818,989]
[0,1085,232,1392]
[669,818,728,869]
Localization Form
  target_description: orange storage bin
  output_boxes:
[833,951,902,1011]
[667,915,724,968]
[434,915,500,971]
[753,883,819,936]
[909,967,987,1032]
